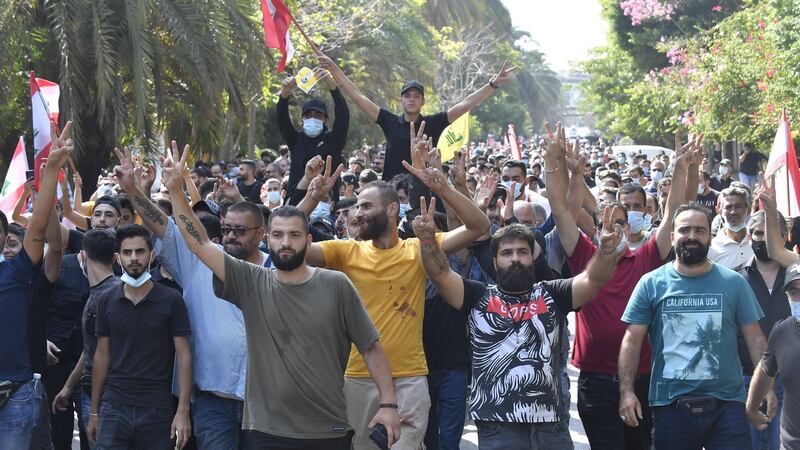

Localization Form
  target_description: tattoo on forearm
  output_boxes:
[134,196,165,225]
[422,243,448,276]
[178,214,204,246]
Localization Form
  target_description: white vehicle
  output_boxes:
[612,145,675,161]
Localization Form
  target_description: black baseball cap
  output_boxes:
[94,196,122,216]
[302,99,328,116]
[192,200,221,218]
[401,80,424,96]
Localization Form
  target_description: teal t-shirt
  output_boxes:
[621,262,764,406]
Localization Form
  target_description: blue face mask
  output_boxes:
[310,202,332,224]
[303,118,324,138]
[398,203,410,218]
[627,211,647,234]
[651,170,664,183]
[790,301,800,320]
[502,181,522,199]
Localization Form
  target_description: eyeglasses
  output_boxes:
[221,226,260,237]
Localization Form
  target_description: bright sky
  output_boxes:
[501,0,608,72]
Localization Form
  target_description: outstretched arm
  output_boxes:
[655,134,695,259]
[43,205,64,282]
[162,141,226,281]
[318,52,380,122]
[544,123,580,256]
[414,197,466,309]
[24,122,73,265]
[571,204,624,308]
[758,173,799,267]
[447,61,516,123]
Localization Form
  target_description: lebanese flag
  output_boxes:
[764,109,800,217]
[0,137,30,214]
[261,0,295,72]
[30,72,60,189]
[507,124,522,160]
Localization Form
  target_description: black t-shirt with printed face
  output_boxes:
[376,108,450,181]
[762,317,800,448]
[461,277,573,423]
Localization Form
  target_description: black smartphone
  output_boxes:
[368,423,389,450]
[25,170,34,181]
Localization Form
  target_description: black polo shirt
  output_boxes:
[736,257,790,375]
[740,151,768,176]
[80,275,121,394]
[376,108,449,180]
[95,282,190,408]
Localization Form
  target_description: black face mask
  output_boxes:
[752,240,772,262]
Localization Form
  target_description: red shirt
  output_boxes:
[567,233,664,374]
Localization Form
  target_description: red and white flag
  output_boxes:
[30,72,60,189]
[507,124,522,160]
[764,109,800,217]
[0,137,30,214]
[261,0,295,72]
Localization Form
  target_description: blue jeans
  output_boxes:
[425,368,468,450]
[80,393,96,450]
[475,420,573,450]
[192,390,244,450]
[0,378,49,450]
[652,398,751,450]
[739,172,758,192]
[96,400,174,450]
[744,375,783,450]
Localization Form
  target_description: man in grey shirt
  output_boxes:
[162,144,402,448]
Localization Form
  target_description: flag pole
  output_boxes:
[289,15,321,54]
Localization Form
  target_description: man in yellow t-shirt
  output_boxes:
[306,159,490,449]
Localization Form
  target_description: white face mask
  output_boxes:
[120,267,152,288]
[627,211,647,234]
[719,166,729,176]
[725,219,748,233]
[651,170,664,183]
[697,184,705,195]
[502,180,522,199]
[615,233,628,254]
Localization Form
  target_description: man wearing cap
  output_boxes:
[277,67,349,198]
[712,159,734,192]
[318,52,516,180]
[746,262,800,448]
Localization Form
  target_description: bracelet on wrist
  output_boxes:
[379,403,399,409]
[544,162,559,174]
[89,412,100,417]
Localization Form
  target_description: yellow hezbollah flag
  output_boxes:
[438,113,469,162]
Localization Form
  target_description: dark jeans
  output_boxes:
[577,371,652,450]
[744,375,783,450]
[96,400,174,450]
[424,368,468,450]
[475,420,573,450]
[45,358,86,450]
[242,429,353,450]
[652,398,750,450]
[192,390,244,450]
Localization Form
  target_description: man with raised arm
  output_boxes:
[0,122,73,449]
[547,124,698,450]
[113,145,270,449]
[318,51,515,180]
[162,143,401,449]
[412,189,623,447]
[295,125,490,449]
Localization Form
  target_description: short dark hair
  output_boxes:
[391,173,411,195]
[257,204,271,227]
[155,198,173,216]
[199,214,222,241]
[115,224,153,251]
[502,160,527,174]
[617,183,647,205]
[83,229,116,265]
[199,179,216,199]
[491,224,537,257]
[226,202,265,227]
[700,171,711,182]
[0,210,7,236]
[594,200,628,228]
[628,165,644,177]
[240,159,256,169]
[7,223,24,239]
[267,205,308,231]
[362,181,400,208]
[359,169,379,184]
[114,194,133,215]
[672,202,713,230]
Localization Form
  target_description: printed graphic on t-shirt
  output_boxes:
[468,284,564,422]
[661,294,723,380]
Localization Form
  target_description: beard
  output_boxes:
[496,261,537,293]
[123,263,147,278]
[675,238,710,265]
[270,245,307,271]
[358,213,388,241]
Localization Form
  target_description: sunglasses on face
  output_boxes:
[221,226,260,237]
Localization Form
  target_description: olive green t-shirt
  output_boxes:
[213,253,380,438]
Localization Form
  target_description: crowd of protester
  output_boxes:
[2,50,800,450]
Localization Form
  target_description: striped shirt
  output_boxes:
[154,218,271,399]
